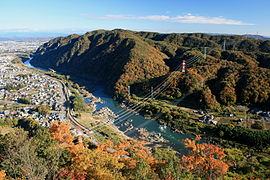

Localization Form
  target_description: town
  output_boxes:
[0,54,66,127]
[0,39,48,54]
[0,41,130,142]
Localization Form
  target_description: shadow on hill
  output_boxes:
[173,93,201,109]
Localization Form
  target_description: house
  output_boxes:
[209,120,218,125]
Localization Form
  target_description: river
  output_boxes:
[24,58,192,153]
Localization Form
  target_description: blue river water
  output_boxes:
[24,58,193,153]
[86,85,193,152]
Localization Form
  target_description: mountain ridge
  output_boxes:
[31,29,270,109]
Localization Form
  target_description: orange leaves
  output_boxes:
[50,121,74,148]
[183,135,202,152]
[48,122,165,179]
[0,170,6,180]
[68,139,125,179]
[120,140,157,166]
[181,137,229,179]
[183,138,197,151]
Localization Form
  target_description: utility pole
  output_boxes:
[151,86,154,99]
[128,86,130,97]
[223,40,226,51]
[204,47,207,59]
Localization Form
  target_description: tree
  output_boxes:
[17,118,40,136]
[251,121,265,130]
[35,105,50,115]
[69,142,125,180]
[219,86,237,105]
[0,170,6,180]
[50,122,125,179]
[33,127,69,180]
[0,129,48,179]
[153,148,187,179]
[181,136,229,179]
[259,41,270,53]
[239,39,257,52]
[115,140,159,179]
[49,121,74,148]
[225,148,246,170]
[199,87,221,111]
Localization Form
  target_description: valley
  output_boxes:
[1,30,270,179]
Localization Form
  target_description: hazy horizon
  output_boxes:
[1,0,270,37]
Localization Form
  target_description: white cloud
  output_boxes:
[137,15,170,21]
[171,15,253,25]
[81,13,254,25]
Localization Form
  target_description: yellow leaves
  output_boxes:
[0,170,6,180]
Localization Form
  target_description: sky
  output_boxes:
[0,0,270,37]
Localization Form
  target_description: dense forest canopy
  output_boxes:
[31,29,270,109]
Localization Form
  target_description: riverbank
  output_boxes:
[23,58,195,152]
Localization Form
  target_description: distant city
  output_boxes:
[0,40,49,53]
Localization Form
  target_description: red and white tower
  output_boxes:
[182,60,186,73]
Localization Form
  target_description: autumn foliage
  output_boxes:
[181,135,229,179]
[47,121,231,179]
[50,120,74,147]
[47,121,232,179]
[0,170,6,180]
[31,29,270,109]
[50,121,161,180]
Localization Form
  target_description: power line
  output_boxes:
[151,86,154,99]
[113,56,199,118]
[91,56,202,131]
[94,56,202,129]
[104,56,200,120]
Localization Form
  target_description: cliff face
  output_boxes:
[32,29,270,108]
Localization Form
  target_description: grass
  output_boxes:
[95,125,125,145]
[76,112,126,144]
[76,112,103,128]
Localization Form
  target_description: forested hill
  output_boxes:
[31,29,270,109]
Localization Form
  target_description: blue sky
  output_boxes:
[1,0,270,36]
